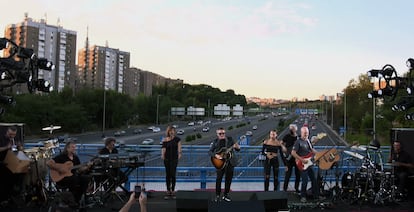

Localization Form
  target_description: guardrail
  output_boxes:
[25,143,391,191]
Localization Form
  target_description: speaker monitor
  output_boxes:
[208,200,265,212]
[176,190,211,212]
[253,191,288,211]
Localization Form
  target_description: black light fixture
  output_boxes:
[405,113,414,120]
[381,67,395,77]
[37,58,54,70]
[406,58,414,69]
[368,90,380,98]
[392,98,414,111]
[0,95,14,104]
[36,79,53,92]
[17,47,35,59]
[378,86,395,96]
[369,139,380,150]
[367,69,381,78]
[0,38,8,50]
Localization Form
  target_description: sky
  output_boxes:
[1,0,414,100]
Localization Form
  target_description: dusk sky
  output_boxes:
[1,0,414,100]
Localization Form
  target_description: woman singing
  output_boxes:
[262,130,287,191]
[161,126,182,200]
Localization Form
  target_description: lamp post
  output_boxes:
[331,100,334,128]
[344,91,347,141]
[102,88,106,138]
[156,94,161,125]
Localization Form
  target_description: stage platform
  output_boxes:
[1,190,413,212]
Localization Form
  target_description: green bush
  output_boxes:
[228,126,233,130]
[196,133,202,139]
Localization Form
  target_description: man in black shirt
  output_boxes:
[388,140,414,196]
[208,127,240,202]
[282,124,300,193]
[47,140,91,205]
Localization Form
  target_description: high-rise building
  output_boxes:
[3,13,77,93]
[78,44,130,92]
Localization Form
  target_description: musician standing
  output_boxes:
[208,127,240,202]
[262,130,287,191]
[282,124,301,193]
[388,140,414,198]
[291,126,321,203]
[47,140,91,206]
[161,126,182,200]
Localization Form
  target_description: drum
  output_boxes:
[342,172,355,189]
[24,158,48,185]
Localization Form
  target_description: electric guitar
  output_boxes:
[50,161,92,182]
[296,152,314,171]
[211,141,240,170]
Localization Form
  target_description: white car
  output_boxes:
[245,131,253,136]
[202,127,210,132]
[177,129,185,135]
[141,138,154,145]
[152,127,161,133]
[187,122,195,126]
[252,125,258,130]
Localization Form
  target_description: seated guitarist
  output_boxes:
[46,140,91,206]
[208,127,240,202]
[291,126,321,203]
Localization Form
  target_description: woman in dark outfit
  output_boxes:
[262,130,287,191]
[161,126,182,199]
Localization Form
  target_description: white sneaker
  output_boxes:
[222,195,231,202]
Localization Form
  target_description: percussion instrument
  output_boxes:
[4,150,30,173]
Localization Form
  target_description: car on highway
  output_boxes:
[177,129,185,135]
[187,122,195,126]
[245,131,253,136]
[202,127,210,132]
[252,125,258,130]
[141,138,154,145]
[152,127,161,133]
[133,129,142,134]
[114,130,126,136]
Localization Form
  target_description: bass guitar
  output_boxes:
[211,141,239,170]
[50,161,92,183]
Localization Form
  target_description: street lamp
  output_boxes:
[102,88,106,137]
[156,94,161,125]
[344,91,347,141]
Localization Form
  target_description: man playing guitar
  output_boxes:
[291,126,322,203]
[47,139,91,206]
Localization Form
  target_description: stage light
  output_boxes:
[407,58,414,69]
[367,69,381,78]
[17,47,35,59]
[405,113,414,120]
[36,79,53,92]
[0,95,14,104]
[378,86,395,96]
[0,38,8,50]
[37,58,54,71]
[381,67,394,77]
[368,90,380,99]
[392,99,414,111]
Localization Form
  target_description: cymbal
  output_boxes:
[42,125,61,131]
[384,163,397,166]
[343,150,364,160]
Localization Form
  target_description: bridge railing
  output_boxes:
[25,143,391,191]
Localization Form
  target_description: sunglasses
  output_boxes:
[218,132,225,135]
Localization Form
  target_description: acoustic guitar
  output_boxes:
[211,141,240,170]
[50,161,92,182]
[316,148,341,170]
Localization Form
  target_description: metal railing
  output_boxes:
[25,143,391,191]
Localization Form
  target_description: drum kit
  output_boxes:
[338,144,400,205]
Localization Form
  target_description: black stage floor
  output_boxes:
[1,190,413,212]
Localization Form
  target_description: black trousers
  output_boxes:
[264,157,279,191]
[57,174,90,202]
[164,159,178,192]
[283,158,301,191]
[0,163,15,202]
[215,164,234,196]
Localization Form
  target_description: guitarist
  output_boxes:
[208,127,240,202]
[282,124,301,193]
[46,140,91,206]
[291,126,321,203]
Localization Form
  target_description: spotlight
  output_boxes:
[17,47,35,59]
[407,58,414,69]
[378,86,395,96]
[405,113,414,120]
[36,79,53,92]
[381,67,394,77]
[392,99,414,111]
[367,69,381,78]
[0,38,8,50]
[368,90,380,98]
[0,95,14,104]
[37,58,54,71]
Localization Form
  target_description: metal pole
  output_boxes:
[102,89,106,137]
[156,95,160,125]
[344,91,346,141]
[331,100,333,128]
[373,98,376,140]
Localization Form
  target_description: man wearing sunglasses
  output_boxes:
[208,127,240,202]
